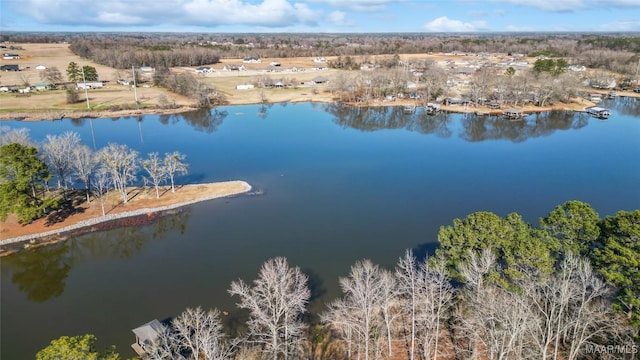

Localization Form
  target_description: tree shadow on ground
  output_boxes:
[45,191,86,226]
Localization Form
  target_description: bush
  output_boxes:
[66,88,79,104]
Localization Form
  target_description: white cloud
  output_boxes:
[424,16,487,32]
[593,0,640,8]
[495,0,585,11]
[598,19,640,31]
[309,0,396,12]
[13,0,320,27]
[328,11,353,26]
[495,0,640,11]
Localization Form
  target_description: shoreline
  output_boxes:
[0,181,252,255]
[2,89,638,122]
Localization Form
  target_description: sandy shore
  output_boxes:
[0,180,252,254]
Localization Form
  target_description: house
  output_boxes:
[131,319,164,356]
[2,53,20,60]
[34,83,50,91]
[195,66,214,73]
[76,81,103,89]
[223,64,246,71]
[1,64,19,71]
[243,57,261,63]
[236,84,254,90]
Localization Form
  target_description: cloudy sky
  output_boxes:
[1,0,639,33]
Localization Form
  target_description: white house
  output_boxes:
[77,81,103,89]
[195,66,214,73]
[243,57,261,64]
[223,64,246,71]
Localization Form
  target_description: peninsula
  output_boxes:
[0,181,252,255]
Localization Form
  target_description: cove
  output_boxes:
[1,99,639,358]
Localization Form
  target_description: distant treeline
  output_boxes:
[68,38,220,69]
[2,32,639,73]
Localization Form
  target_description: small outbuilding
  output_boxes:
[131,319,164,356]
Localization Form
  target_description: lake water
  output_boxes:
[1,99,639,358]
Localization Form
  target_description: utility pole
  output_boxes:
[132,65,139,109]
[81,66,90,109]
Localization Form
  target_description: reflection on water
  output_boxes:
[180,108,228,133]
[3,243,72,303]
[325,104,591,142]
[605,96,640,117]
[2,209,191,302]
[326,104,411,131]
[461,110,589,143]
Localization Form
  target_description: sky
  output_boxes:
[1,0,639,33]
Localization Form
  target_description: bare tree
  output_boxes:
[327,259,386,360]
[98,143,139,203]
[41,131,81,195]
[142,152,166,199]
[173,307,234,360]
[0,126,35,147]
[396,249,419,360]
[322,297,358,360]
[71,144,98,202]
[228,257,310,360]
[525,254,617,360]
[91,167,111,216]
[164,151,188,193]
[419,62,447,103]
[40,67,63,86]
[416,258,454,360]
[142,324,176,360]
[379,269,400,359]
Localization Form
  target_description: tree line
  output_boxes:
[35,202,639,360]
[0,128,188,223]
[3,33,638,75]
[69,38,221,69]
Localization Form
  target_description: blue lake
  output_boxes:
[1,99,639,358]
